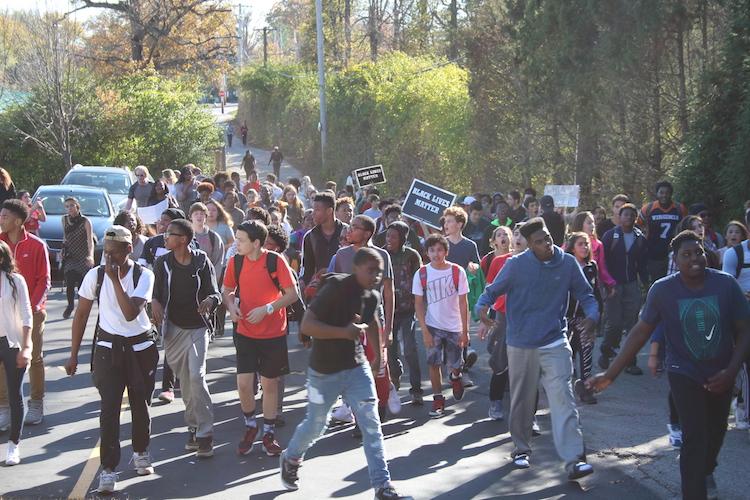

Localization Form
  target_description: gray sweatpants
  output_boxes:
[164,321,214,438]
[507,342,584,471]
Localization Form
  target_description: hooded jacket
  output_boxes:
[152,248,222,332]
[476,246,599,348]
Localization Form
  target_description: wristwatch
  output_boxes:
[265,303,274,315]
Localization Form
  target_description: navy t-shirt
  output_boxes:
[641,269,750,383]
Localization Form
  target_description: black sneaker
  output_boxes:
[625,365,643,376]
[463,349,478,370]
[280,453,300,491]
[352,424,363,439]
[63,305,74,319]
[196,436,214,458]
[185,428,199,451]
[597,355,611,370]
[375,486,413,500]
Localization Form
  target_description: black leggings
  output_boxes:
[669,391,680,426]
[490,371,508,401]
[65,270,85,307]
[0,337,27,444]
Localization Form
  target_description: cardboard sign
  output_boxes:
[136,199,169,225]
[353,165,386,189]
[401,179,457,229]
[544,185,580,208]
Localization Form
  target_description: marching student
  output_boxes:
[65,226,158,492]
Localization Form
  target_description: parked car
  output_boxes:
[32,185,115,274]
[60,165,140,211]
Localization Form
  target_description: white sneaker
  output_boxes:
[532,417,541,435]
[667,424,683,448]
[24,400,43,425]
[488,400,504,421]
[0,406,9,432]
[387,384,402,415]
[132,451,154,476]
[98,469,117,493]
[5,441,20,465]
[331,404,354,424]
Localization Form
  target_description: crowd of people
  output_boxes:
[0,160,749,500]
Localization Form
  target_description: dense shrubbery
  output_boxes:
[0,71,222,192]
[238,53,472,195]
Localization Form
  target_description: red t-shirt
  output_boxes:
[24,210,41,233]
[242,181,262,195]
[485,253,511,313]
[223,250,294,339]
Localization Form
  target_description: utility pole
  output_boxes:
[237,3,243,68]
[315,0,327,168]
[263,27,269,67]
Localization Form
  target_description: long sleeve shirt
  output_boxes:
[0,230,50,312]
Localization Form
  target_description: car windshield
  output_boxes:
[37,191,111,217]
[63,171,131,195]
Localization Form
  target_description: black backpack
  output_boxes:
[733,241,750,279]
[233,252,306,322]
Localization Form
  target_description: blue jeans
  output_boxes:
[389,313,422,394]
[286,364,390,489]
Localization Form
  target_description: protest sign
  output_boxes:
[136,199,169,225]
[543,185,580,208]
[401,179,456,229]
[353,165,386,189]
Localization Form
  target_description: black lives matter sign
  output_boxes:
[353,165,386,189]
[401,179,457,229]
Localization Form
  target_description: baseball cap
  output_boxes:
[104,225,132,244]
[463,196,477,205]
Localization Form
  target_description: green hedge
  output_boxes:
[238,53,472,195]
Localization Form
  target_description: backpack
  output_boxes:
[733,241,750,279]
[233,252,306,322]
[419,263,461,306]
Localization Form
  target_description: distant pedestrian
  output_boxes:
[269,146,283,180]
[226,123,234,148]
[240,122,248,146]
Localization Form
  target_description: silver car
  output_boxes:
[60,165,136,211]
[32,185,116,272]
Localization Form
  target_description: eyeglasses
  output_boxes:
[164,231,186,238]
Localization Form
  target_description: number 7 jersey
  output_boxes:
[637,201,688,260]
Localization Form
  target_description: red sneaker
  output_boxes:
[262,432,282,457]
[429,396,445,418]
[238,426,258,456]
[451,374,465,401]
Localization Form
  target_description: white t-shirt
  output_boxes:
[412,263,469,332]
[79,263,155,350]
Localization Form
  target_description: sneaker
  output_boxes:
[568,461,594,480]
[280,453,300,491]
[463,349,478,370]
[5,441,20,465]
[262,432,282,457]
[158,390,175,403]
[429,396,445,418]
[706,474,718,500]
[450,374,465,401]
[63,304,74,319]
[25,400,43,425]
[378,405,388,423]
[375,485,414,499]
[98,469,117,493]
[624,365,643,376]
[512,453,530,469]
[132,452,154,476]
[330,404,355,425]
[667,424,682,448]
[488,400,504,421]
[598,355,611,370]
[196,436,214,458]
[352,425,363,439]
[411,392,424,406]
[463,376,475,388]
[238,426,258,456]
[532,417,541,436]
[185,428,199,451]
[0,406,9,432]
[387,384,402,415]
[574,379,597,405]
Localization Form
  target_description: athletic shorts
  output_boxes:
[233,334,290,378]
[425,326,463,370]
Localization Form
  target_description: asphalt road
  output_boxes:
[2,291,749,499]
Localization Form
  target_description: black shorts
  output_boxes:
[233,334,290,378]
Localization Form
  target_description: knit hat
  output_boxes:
[539,195,555,211]
[519,217,546,239]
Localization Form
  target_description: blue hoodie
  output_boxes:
[475,246,599,348]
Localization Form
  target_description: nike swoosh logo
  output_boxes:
[705,325,716,341]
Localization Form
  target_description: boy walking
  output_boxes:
[280,248,411,500]
[412,234,470,418]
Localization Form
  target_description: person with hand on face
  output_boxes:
[64,226,157,493]
[0,200,50,430]
[151,219,221,459]
[281,248,412,500]
[588,230,750,500]
[18,190,46,236]
[475,217,598,479]
[0,240,33,466]
[223,221,299,458]
[174,166,200,214]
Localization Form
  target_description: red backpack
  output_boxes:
[419,264,461,305]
